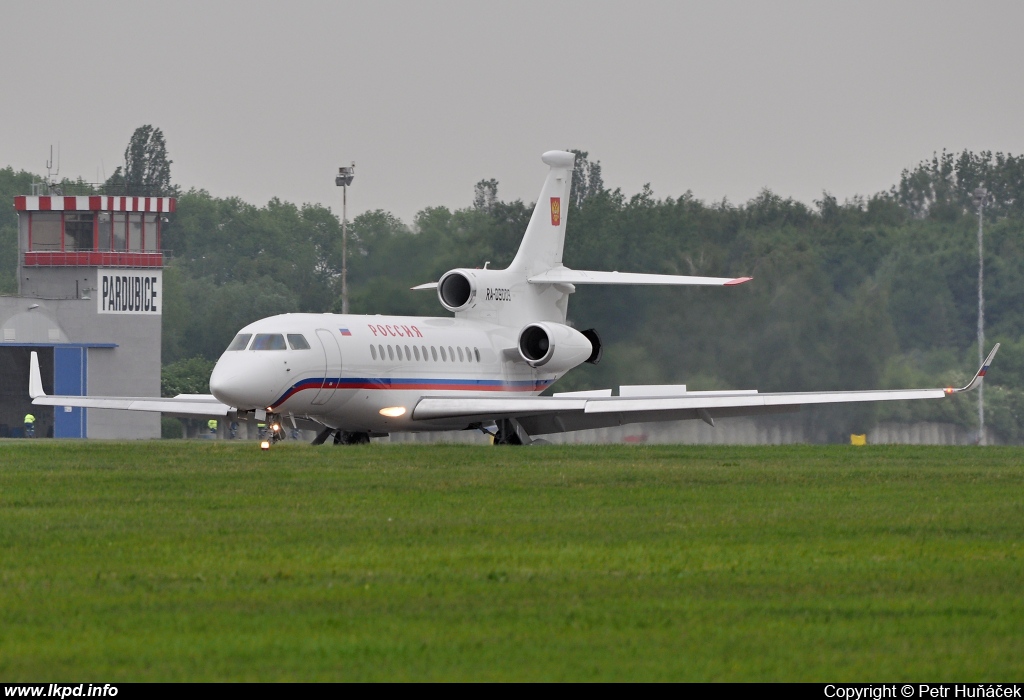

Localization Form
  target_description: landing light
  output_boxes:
[379,406,407,418]
[945,387,954,395]
[260,440,271,451]
[270,423,281,432]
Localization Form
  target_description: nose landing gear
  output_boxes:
[257,414,286,449]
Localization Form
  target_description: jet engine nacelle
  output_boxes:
[518,322,594,373]
[437,269,478,312]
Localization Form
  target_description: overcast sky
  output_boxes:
[2,1,1021,224]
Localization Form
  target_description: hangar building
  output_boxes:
[0,192,174,439]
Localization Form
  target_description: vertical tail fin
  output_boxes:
[506,151,575,275]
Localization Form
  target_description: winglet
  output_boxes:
[724,276,753,286]
[29,351,46,399]
[953,343,1000,393]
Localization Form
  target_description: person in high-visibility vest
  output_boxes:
[208,419,218,435]
[24,413,35,438]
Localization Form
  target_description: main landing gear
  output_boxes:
[311,428,371,445]
[492,418,533,445]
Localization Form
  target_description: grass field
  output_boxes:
[0,440,1022,681]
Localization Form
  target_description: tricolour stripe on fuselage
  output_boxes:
[271,376,553,408]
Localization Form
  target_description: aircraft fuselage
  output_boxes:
[208,313,560,433]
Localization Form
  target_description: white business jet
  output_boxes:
[29,151,999,446]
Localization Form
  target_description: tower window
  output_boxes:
[30,213,61,251]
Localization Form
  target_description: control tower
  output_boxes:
[0,192,174,439]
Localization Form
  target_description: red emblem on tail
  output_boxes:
[550,197,560,226]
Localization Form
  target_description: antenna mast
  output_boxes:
[45,144,62,195]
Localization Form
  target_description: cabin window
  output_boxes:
[457,347,464,362]
[226,333,252,351]
[287,334,310,350]
[388,345,394,361]
[440,346,447,362]
[396,346,404,361]
[405,345,411,360]
[474,348,481,362]
[413,346,420,361]
[370,345,377,360]
[422,346,428,361]
[251,334,287,350]
[378,344,385,360]
[431,346,438,361]
[449,346,455,362]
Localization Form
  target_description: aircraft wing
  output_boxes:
[28,351,232,417]
[412,344,999,436]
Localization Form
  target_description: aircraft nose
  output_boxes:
[209,363,248,408]
[209,360,276,409]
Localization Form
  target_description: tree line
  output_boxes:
[3,130,1024,442]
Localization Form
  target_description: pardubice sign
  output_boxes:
[98,269,162,315]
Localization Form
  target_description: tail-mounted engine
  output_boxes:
[437,270,477,312]
[427,264,577,326]
[518,322,598,373]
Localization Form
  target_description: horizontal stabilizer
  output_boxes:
[528,268,751,287]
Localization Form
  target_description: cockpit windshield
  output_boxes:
[250,333,287,350]
[226,334,252,351]
[287,334,310,350]
[228,333,308,351]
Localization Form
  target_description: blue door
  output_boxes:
[54,346,86,438]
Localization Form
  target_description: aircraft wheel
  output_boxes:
[334,431,371,445]
[493,419,526,445]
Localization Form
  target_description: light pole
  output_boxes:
[973,186,987,445]
[335,163,355,314]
